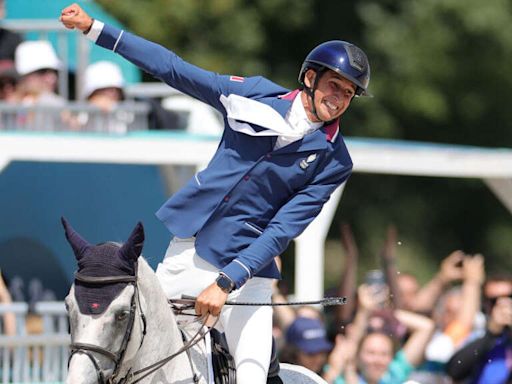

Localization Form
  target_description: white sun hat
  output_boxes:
[82,61,125,99]
[15,40,61,76]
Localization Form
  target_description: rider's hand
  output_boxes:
[59,3,93,32]
[195,282,229,317]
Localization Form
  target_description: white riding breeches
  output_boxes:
[155,237,273,384]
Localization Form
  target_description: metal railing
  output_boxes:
[0,302,69,383]
[0,101,151,133]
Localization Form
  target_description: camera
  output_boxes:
[364,269,388,307]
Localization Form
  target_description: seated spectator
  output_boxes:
[73,60,132,133]
[0,59,18,102]
[446,274,512,384]
[74,60,178,133]
[323,284,435,384]
[15,40,64,106]
[281,316,333,375]
[82,60,125,111]
[0,59,18,130]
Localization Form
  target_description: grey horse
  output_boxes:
[63,219,327,384]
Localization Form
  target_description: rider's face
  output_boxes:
[302,69,356,122]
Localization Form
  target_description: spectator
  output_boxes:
[12,40,67,130]
[0,59,18,102]
[0,59,18,129]
[446,274,512,383]
[482,273,512,317]
[409,253,485,383]
[82,61,125,108]
[0,0,23,61]
[74,60,131,133]
[75,60,178,132]
[0,269,16,336]
[15,40,64,106]
[281,316,333,375]
[323,284,435,383]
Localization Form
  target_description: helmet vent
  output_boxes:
[346,45,367,72]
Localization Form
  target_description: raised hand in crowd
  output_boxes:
[322,333,358,383]
[406,250,465,314]
[335,224,359,327]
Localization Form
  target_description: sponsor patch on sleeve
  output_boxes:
[229,75,245,83]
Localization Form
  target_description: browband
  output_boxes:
[74,272,137,285]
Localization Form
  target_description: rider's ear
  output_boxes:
[119,222,145,262]
[61,217,90,260]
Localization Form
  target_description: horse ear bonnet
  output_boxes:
[62,218,145,315]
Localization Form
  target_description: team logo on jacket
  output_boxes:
[300,153,317,170]
[229,75,245,83]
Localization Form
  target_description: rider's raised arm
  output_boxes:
[85,19,228,109]
[61,3,240,111]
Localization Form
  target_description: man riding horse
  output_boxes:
[60,4,371,383]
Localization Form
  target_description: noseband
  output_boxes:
[69,269,147,384]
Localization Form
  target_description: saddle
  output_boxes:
[209,329,283,384]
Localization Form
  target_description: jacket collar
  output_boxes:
[274,89,340,149]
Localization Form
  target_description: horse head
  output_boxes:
[63,218,149,384]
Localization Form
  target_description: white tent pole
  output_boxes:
[484,178,512,214]
[294,183,346,300]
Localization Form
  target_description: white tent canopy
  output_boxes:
[1,132,511,299]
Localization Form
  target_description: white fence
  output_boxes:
[0,302,69,384]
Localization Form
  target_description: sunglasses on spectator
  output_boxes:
[487,294,512,307]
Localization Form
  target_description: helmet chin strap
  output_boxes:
[303,68,334,124]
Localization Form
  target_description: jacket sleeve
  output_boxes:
[90,22,246,111]
[221,156,353,288]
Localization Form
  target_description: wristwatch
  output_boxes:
[216,273,235,294]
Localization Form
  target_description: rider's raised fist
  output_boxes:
[59,3,93,33]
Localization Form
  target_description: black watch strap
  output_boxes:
[216,273,235,293]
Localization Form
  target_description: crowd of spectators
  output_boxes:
[271,227,512,384]
[0,9,179,133]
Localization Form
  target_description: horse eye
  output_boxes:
[116,310,130,321]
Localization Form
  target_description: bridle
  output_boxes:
[69,268,147,384]
[68,266,213,384]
